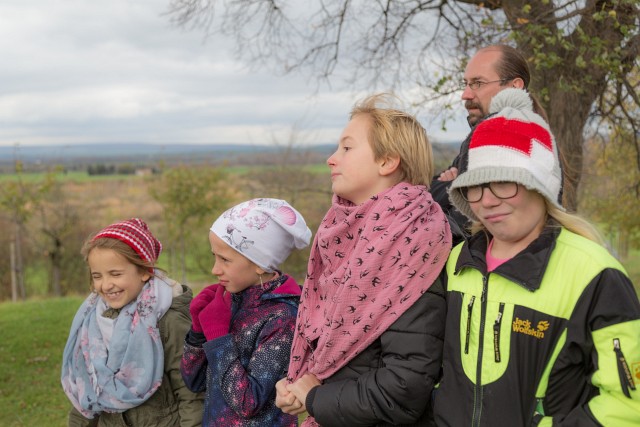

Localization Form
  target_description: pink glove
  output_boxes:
[199,285,232,341]
[189,284,219,333]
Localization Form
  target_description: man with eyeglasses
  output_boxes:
[430,45,547,243]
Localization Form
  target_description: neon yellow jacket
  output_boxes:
[433,227,640,426]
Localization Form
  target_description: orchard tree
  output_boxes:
[149,165,233,282]
[37,181,86,297]
[168,0,639,211]
[0,162,55,301]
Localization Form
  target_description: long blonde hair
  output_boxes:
[544,200,605,245]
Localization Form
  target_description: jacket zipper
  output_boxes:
[493,302,505,363]
[465,296,476,354]
[613,338,636,398]
[471,275,489,427]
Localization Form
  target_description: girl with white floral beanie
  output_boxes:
[181,198,311,426]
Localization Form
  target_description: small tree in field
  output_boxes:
[37,181,87,297]
[149,165,233,282]
[0,162,55,301]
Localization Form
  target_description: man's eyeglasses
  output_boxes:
[460,182,519,203]
[459,79,509,91]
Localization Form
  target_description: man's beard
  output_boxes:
[465,101,484,127]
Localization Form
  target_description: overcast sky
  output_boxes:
[0,0,470,148]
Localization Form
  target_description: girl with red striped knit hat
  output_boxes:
[62,218,203,427]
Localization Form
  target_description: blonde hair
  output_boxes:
[544,200,605,245]
[82,237,156,273]
[350,93,434,187]
[469,196,605,246]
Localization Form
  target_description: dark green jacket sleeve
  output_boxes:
[68,407,99,427]
[160,304,205,427]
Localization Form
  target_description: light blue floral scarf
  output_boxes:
[61,271,174,418]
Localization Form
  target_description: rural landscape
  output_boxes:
[1,0,638,424]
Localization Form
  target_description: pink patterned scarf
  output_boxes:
[288,183,451,386]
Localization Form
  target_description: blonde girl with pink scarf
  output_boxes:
[276,94,452,426]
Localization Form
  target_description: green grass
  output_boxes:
[0,296,83,426]
[0,296,305,426]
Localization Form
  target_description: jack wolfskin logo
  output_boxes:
[512,317,546,339]
[537,321,549,332]
[633,362,640,382]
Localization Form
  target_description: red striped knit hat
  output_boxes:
[93,218,162,264]
[449,88,563,221]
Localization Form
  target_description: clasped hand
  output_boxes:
[189,284,232,340]
[275,374,321,416]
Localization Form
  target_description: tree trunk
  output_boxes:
[50,237,63,297]
[15,223,26,300]
[547,90,594,212]
[180,226,187,284]
[10,241,17,302]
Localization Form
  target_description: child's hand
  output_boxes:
[437,166,459,182]
[287,374,321,414]
[199,285,232,341]
[189,284,218,333]
[275,378,306,415]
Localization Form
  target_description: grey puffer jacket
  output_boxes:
[68,285,204,427]
[305,280,446,427]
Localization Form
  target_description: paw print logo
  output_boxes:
[537,320,549,332]
[633,362,640,382]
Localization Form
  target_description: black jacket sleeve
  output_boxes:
[309,280,446,427]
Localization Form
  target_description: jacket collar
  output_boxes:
[455,224,561,292]
[232,273,301,309]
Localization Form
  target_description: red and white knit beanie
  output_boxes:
[210,198,312,272]
[93,218,162,264]
[449,88,563,221]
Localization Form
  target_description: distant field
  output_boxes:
[0,163,331,183]
[0,170,147,183]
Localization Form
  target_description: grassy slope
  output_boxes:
[0,296,308,426]
[0,297,82,426]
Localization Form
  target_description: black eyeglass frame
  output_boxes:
[460,182,520,203]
